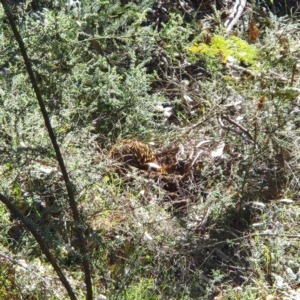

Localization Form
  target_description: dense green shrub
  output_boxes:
[1,1,300,299]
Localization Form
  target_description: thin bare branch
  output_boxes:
[220,114,255,143]
[224,0,246,33]
[0,1,92,299]
[0,192,77,300]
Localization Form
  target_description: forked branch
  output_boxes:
[0,1,92,299]
[0,192,77,300]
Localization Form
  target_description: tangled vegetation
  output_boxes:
[0,0,300,299]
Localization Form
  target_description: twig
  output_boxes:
[0,252,61,297]
[291,63,297,87]
[224,0,246,33]
[218,115,250,141]
[0,192,76,300]
[186,150,204,173]
[0,1,92,299]
[206,232,300,248]
[194,206,212,230]
[178,232,300,254]
[220,114,255,143]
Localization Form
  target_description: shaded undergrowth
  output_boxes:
[0,1,300,299]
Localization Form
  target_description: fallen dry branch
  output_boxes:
[224,0,247,33]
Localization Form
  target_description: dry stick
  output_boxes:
[0,1,92,299]
[194,206,212,230]
[178,232,300,255]
[220,114,255,143]
[291,63,297,87]
[0,251,61,298]
[224,0,246,33]
[202,232,300,249]
[0,193,77,300]
[218,115,251,143]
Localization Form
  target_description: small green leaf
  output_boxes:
[13,182,20,196]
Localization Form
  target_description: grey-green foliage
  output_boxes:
[0,0,166,150]
[159,13,192,62]
[81,0,155,35]
[0,0,163,207]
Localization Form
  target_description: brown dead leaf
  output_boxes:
[248,20,259,41]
